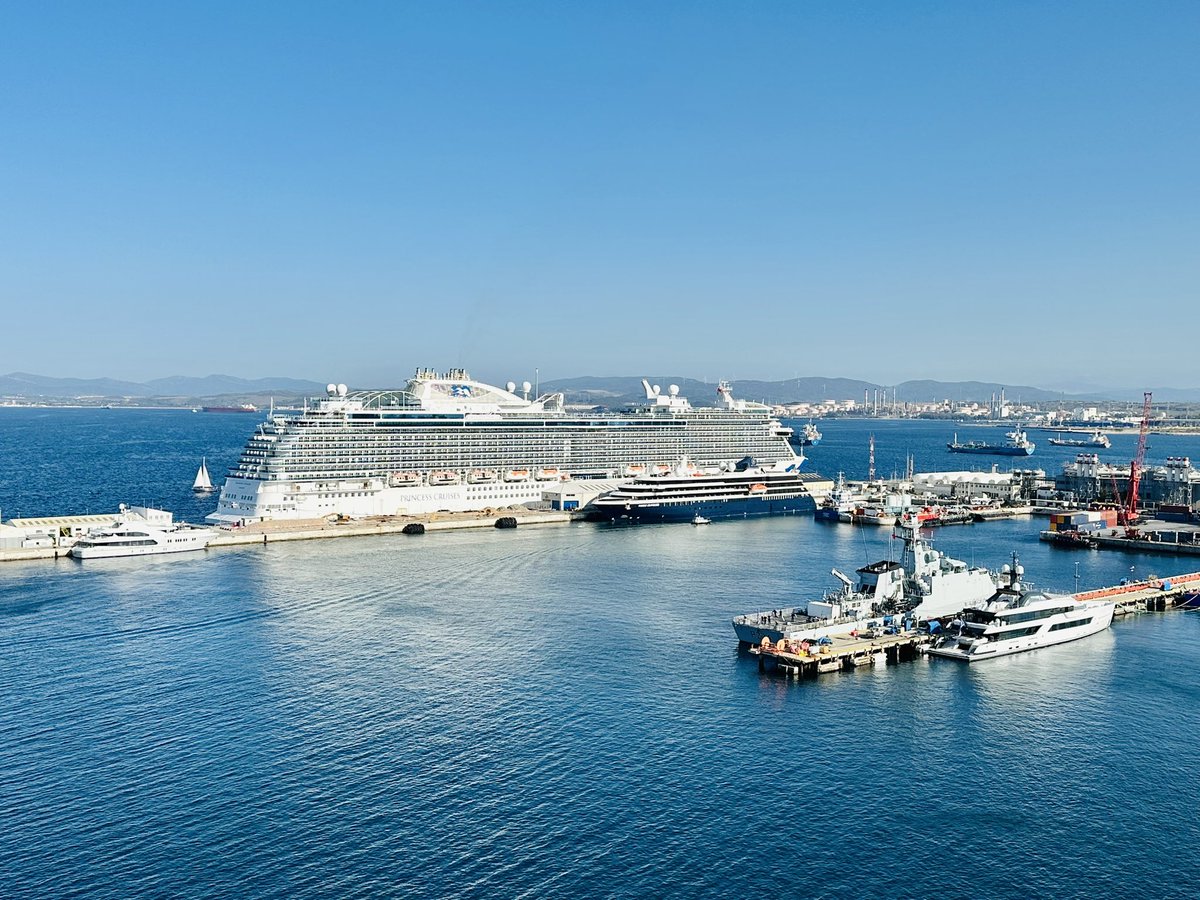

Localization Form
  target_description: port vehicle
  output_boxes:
[947,427,1035,456]
[589,456,817,524]
[70,505,214,559]
[208,370,801,524]
[928,557,1115,661]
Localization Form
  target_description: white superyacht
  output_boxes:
[71,506,215,559]
[928,559,1116,661]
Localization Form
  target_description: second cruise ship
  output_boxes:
[208,369,801,524]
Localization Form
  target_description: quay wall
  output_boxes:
[0,509,573,564]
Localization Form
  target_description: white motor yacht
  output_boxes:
[928,558,1115,661]
[70,505,215,559]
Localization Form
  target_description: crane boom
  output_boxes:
[1126,391,1153,525]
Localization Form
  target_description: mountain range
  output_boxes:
[0,372,326,400]
[540,376,1190,406]
[2,371,1196,405]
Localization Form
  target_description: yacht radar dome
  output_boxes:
[326,383,337,395]
[653,384,661,395]
[668,384,680,396]
[337,383,348,397]
[506,381,517,393]
[522,381,532,393]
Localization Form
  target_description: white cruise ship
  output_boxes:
[208,369,800,524]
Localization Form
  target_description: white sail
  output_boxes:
[192,458,213,492]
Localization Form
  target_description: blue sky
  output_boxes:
[2,2,1197,390]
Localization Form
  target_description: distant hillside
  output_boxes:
[544,375,1081,406]
[0,372,326,400]
[4,370,1195,405]
[893,380,1066,404]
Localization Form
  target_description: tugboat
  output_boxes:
[815,472,863,522]
[947,427,1035,456]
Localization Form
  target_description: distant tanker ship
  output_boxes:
[201,404,258,413]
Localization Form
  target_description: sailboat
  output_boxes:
[192,457,214,493]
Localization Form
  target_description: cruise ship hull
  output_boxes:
[208,475,550,524]
[590,493,815,524]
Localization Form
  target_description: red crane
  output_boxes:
[1123,391,1153,528]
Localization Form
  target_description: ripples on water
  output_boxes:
[1,411,1199,898]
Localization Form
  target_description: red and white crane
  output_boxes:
[1123,391,1153,529]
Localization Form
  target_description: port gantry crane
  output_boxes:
[1123,391,1153,530]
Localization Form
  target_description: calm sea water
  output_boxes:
[1,410,1198,898]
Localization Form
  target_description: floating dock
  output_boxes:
[750,630,930,676]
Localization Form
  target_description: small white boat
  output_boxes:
[691,514,712,526]
[428,470,460,486]
[192,457,214,493]
[504,468,531,482]
[389,472,422,487]
[534,467,561,481]
[467,469,497,484]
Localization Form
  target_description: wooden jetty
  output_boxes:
[750,631,930,677]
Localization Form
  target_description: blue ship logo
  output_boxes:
[450,384,472,397]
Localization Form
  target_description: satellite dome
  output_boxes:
[652,384,661,395]
[326,383,337,395]
[337,383,348,397]
[668,384,680,396]
[506,381,517,393]
[522,381,532,393]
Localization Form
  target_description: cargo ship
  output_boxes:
[1048,430,1111,449]
[947,427,1035,456]
[202,404,258,413]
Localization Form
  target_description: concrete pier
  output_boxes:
[0,508,573,564]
